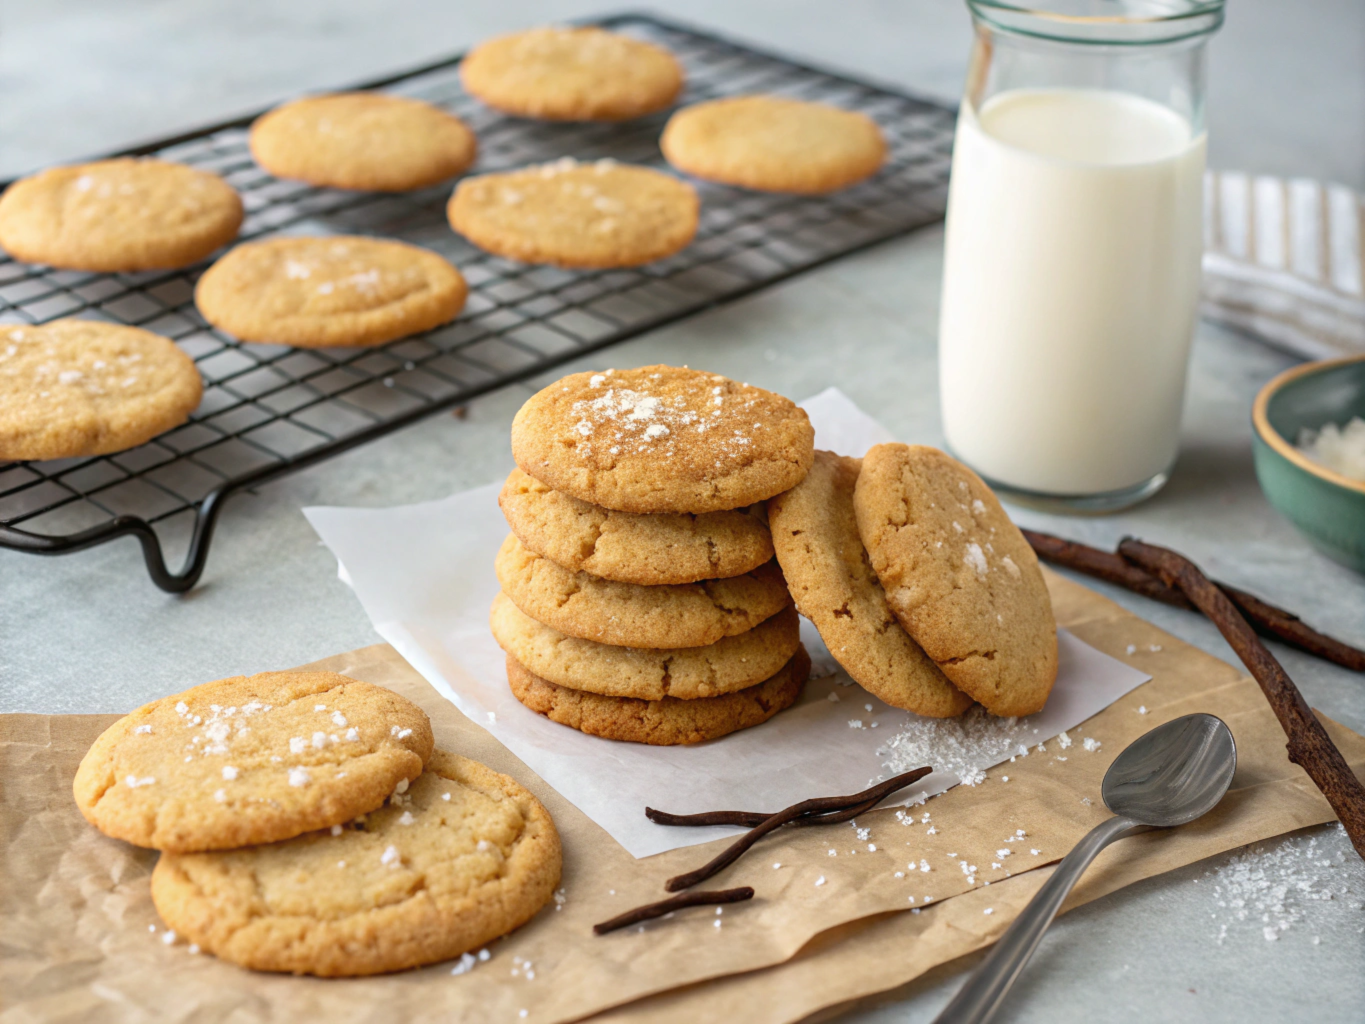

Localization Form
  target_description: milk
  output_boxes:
[939,88,1206,497]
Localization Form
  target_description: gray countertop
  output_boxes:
[2,2,1363,1021]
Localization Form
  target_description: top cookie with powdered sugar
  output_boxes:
[510,365,815,514]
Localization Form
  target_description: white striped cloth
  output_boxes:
[1202,171,1365,359]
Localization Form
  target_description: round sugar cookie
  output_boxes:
[250,92,478,192]
[853,444,1058,717]
[511,365,815,514]
[506,645,809,745]
[490,591,800,700]
[0,158,242,272]
[768,451,973,717]
[151,750,561,976]
[73,671,434,853]
[460,26,683,121]
[195,236,467,348]
[661,95,886,194]
[0,319,202,461]
[498,466,774,585]
[448,159,698,268]
[495,533,791,649]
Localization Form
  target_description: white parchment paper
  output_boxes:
[305,388,1149,857]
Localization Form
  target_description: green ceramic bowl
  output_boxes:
[1252,355,1365,573]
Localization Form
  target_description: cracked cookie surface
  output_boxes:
[510,365,814,514]
[853,444,1057,717]
[769,450,973,717]
[0,319,203,461]
[495,532,791,648]
[460,26,683,121]
[151,750,561,976]
[0,157,242,272]
[490,592,799,699]
[498,466,773,585]
[506,645,808,745]
[74,671,433,852]
[195,235,467,348]
[250,92,477,192]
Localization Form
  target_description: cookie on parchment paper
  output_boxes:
[506,645,809,745]
[853,443,1058,717]
[0,157,242,272]
[768,450,973,718]
[73,671,434,852]
[490,592,800,700]
[494,533,792,649]
[460,26,683,122]
[195,236,467,348]
[152,750,561,976]
[0,319,202,462]
[661,95,886,194]
[447,159,698,269]
[250,92,478,192]
[510,365,815,515]
[498,467,774,585]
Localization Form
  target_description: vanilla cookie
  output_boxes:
[498,467,773,585]
[661,95,886,194]
[0,157,242,271]
[854,444,1057,717]
[152,750,560,976]
[74,671,434,853]
[0,319,202,461]
[490,592,800,700]
[460,26,683,121]
[506,645,808,745]
[511,365,815,514]
[769,451,972,717]
[495,533,791,648]
[195,235,467,348]
[448,159,697,268]
[250,92,478,192]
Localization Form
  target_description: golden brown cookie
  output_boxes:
[511,365,815,514]
[506,645,809,745]
[195,235,467,348]
[490,592,800,700]
[0,157,242,272]
[460,26,683,121]
[0,319,202,461]
[495,533,791,649]
[447,159,698,268]
[661,95,887,194]
[769,451,973,717]
[498,467,774,585]
[74,671,434,853]
[853,444,1058,717]
[249,92,478,192]
[151,750,560,976]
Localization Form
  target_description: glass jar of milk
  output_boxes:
[939,0,1224,512]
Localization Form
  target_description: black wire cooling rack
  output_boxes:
[0,12,957,592]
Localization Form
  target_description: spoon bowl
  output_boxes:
[1102,712,1238,827]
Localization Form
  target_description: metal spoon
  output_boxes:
[934,712,1237,1024]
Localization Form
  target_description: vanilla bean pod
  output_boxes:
[592,887,754,935]
[1024,529,1365,672]
[661,766,932,893]
[646,793,884,830]
[1120,538,1365,861]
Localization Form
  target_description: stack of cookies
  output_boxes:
[491,364,817,745]
[74,670,561,976]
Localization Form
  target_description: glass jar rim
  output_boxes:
[967,0,1225,45]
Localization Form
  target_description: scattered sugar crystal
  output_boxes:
[984,908,994,915]
[1138,706,1149,715]
[927,826,938,834]
[479,949,491,961]
[399,811,415,826]
[331,824,343,836]
[963,543,988,577]
[477,839,493,852]
[187,944,199,955]
[1056,730,1072,749]
[1083,737,1101,752]
[443,792,451,801]
[815,876,826,887]
[895,871,904,878]
[213,788,226,802]
[135,724,153,735]
[380,845,401,867]
[175,702,188,716]
[920,859,931,872]
[161,930,177,945]
[395,728,413,739]
[879,707,1033,789]
[1149,644,1163,652]
[222,766,238,780]
[314,705,327,712]
[331,711,348,727]
[451,952,478,975]
[345,727,359,741]
[828,849,837,856]
[643,423,669,440]
[1081,797,1093,806]
[774,863,782,869]
[395,779,409,794]
[997,849,1011,858]
[868,844,877,852]
[125,775,156,787]
[827,692,840,703]
[289,737,306,754]
[312,732,327,749]
[288,767,311,787]
[1126,645,1138,655]
[864,703,874,713]
[1031,849,1040,855]
[848,720,865,729]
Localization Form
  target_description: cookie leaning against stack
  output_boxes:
[75,670,561,976]
[492,364,816,744]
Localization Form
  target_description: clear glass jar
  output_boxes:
[938,0,1225,513]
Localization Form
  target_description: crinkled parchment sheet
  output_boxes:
[3,572,1362,1024]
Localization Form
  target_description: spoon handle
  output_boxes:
[933,814,1141,1024]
